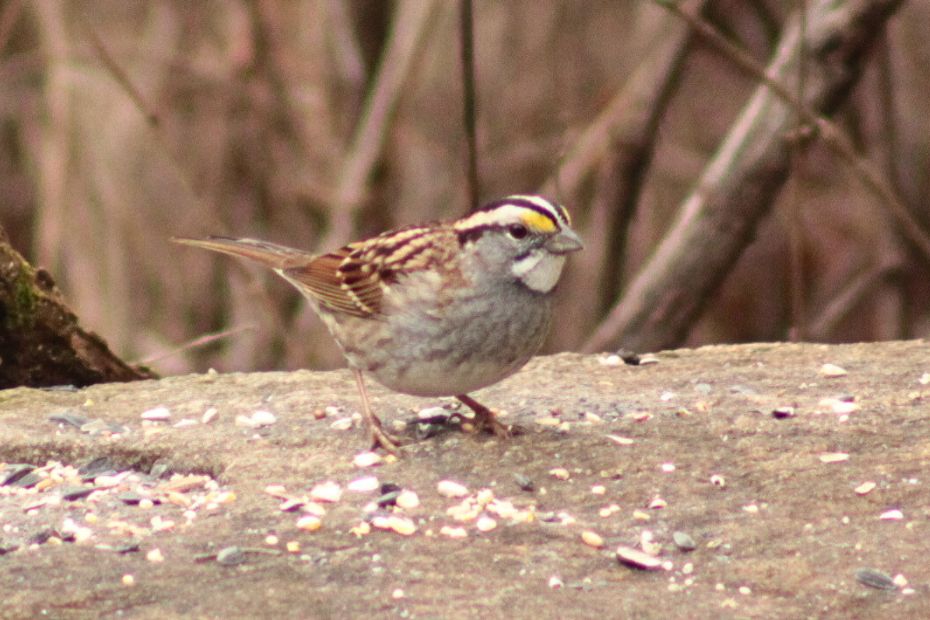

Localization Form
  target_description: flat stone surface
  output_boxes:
[0,341,928,618]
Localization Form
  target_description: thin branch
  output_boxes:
[807,262,901,338]
[73,10,214,229]
[323,0,439,248]
[324,0,368,117]
[32,0,69,272]
[0,0,23,55]
[134,324,259,366]
[540,0,707,198]
[786,0,807,341]
[75,11,160,128]
[544,1,702,349]
[459,0,480,212]
[659,0,930,263]
[582,0,905,353]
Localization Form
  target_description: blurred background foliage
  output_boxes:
[0,0,927,376]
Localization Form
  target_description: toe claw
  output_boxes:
[366,417,406,455]
[455,394,516,440]
[370,428,404,455]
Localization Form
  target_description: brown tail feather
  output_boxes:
[171,236,314,269]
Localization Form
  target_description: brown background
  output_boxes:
[0,1,927,376]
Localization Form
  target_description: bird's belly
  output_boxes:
[336,295,552,397]
[369,355,529,397]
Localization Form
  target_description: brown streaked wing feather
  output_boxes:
[283,245,383,317]
[281,224,446,318]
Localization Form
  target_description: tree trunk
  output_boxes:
[582,0,905,353]
[0,235,154,388]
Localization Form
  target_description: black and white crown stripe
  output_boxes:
[476,195,570,227]
[498,195,571,227]
[455,195,570,241]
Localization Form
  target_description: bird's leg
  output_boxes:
[353,369,404,454]
[455,394,511,438]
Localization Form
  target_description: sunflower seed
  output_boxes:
[437,480,469,498]
[820,363,848,378]
[673,531,696,551]
[309,481,342,503]
[352,452,382,468]
[217,546,246,566]
[347,476,380,493]
[48,412,89,429]
[476,516,497,532]
[60,486,96,501]
[616,546,664,570]
[581,531,604,548]
[1,464,35,486]
[771,406,795,419]
[296,515,323,531]
[855,568,896,590]
[395,490,420,509]
[513,473,535,492]
[141,407,171,421]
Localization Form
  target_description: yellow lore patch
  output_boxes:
[521,210,558,233]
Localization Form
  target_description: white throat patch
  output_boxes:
[512,251,567,293]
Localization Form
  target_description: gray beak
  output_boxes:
[546,227,584,254]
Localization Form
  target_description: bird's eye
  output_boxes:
[507,224,529,239]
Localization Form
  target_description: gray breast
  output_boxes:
[353,274,555,396]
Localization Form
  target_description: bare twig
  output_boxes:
[134,324,259,366]
[807,261,901,338]
[0,0,23,55]
[786,0,808,341]
[867,33,907,340]
[876,34,901,199]
[31,1,70,272]
[583,0,904,353]
[659,0,930,263]
[324,0,368,117]
[459,0,480,212]
[545,1,701,349]
[323,0,440,248]
[73,9,213,230]
[75,11,160,128]
[541,1,706,199]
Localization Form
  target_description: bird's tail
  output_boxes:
[172,236,313,269]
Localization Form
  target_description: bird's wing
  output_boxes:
[282,243,385,318]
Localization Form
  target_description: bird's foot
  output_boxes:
[366,416,406,455]
[455,394,517,439]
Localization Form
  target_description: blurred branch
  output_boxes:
[541,0,705,199]
[876,34,901,200]
[545,0,702,348]
[73,10,211,222]
[324,0,439,248]
[807,260,901,338]
[0,0,23,54]
[659,0,930,262]
[32,0,69,271]
[76,11,159,128]
[583,0,904,353]
[135,324,258,366]
[324,0,368,117]
[786,0,808,341]
[459,0,479,212]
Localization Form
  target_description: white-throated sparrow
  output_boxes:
[175,195,582,453]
